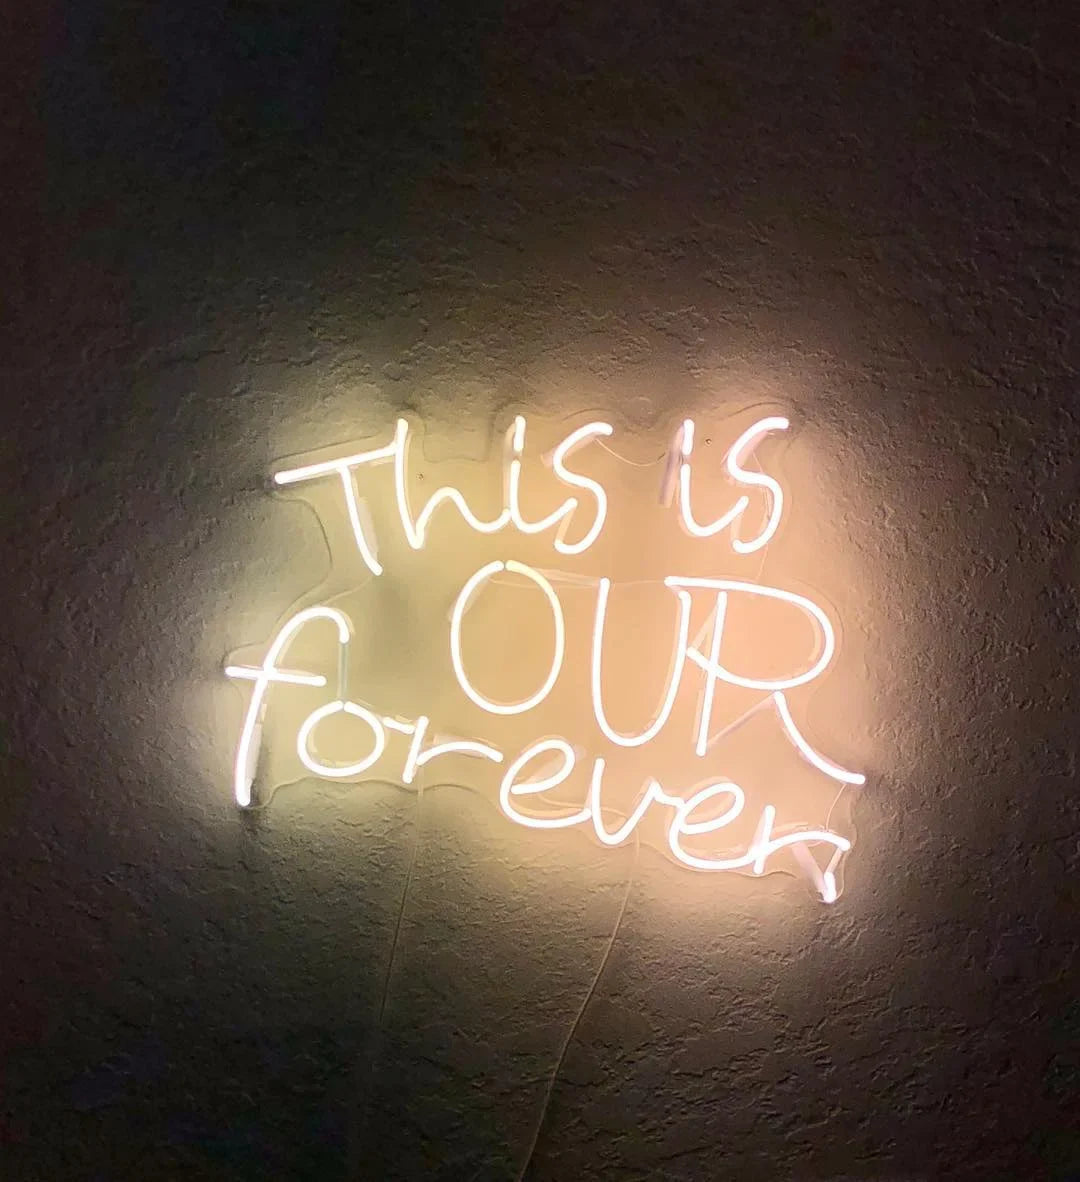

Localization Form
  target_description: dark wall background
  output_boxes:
[2,2,1078,1179]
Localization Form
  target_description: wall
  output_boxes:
[1,2,1077,1178]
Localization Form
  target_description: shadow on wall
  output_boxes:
[2,1,1079,1178]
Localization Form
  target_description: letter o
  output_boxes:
[297,700,386,778]
[450,560,565,715]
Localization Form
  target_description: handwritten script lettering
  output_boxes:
[226,414,865,903]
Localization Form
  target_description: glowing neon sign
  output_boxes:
[225,412,865,903]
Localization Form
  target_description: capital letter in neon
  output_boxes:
[591,579,693,747]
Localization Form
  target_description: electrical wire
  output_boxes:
[515,830,639,1181]
[346,777,424,1180]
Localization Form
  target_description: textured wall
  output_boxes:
[2,2,1078,1178]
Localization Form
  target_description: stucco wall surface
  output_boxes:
[1,2,1077,1179]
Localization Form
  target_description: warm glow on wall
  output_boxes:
[224,408,865,902]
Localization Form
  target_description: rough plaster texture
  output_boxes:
[1,2,1078,1179]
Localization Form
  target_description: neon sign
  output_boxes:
[225,411,865,903]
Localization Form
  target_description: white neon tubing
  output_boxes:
[773,692,865,784]
[550,422,613,555]
[679,419,695,458]
[751,804,776,875]
[789,841,842,905]
[450,560,565,715]
[667,785,849,879]
[297,699,387,779]
[590,579,693,747]
[380,714,505,783]
[499,738,590,829]
[225,606,353,807]
[693,592,727,757]
[394,418,511,548]
[666,782,755,871]
[415,738,504,772]
[667,577,836,691]
[274,436,400,576]
[273,436,399,486]
[259,606,351,653]
[380,709,503,784]
[676,416,788,551]
[381,715,418,734]
[678,463,748,538]
[677,418,749,539]
[749,803,850,876]
[589,760,682,847]
[275,416,613,563]
[507,454,573,537]
[677,781,746,835]
[726,416,788,553]
[759,825,851,860]
[504,418,613,555]
[401,715,430,785]
[337,471,382,575]
[507,423,577,540]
